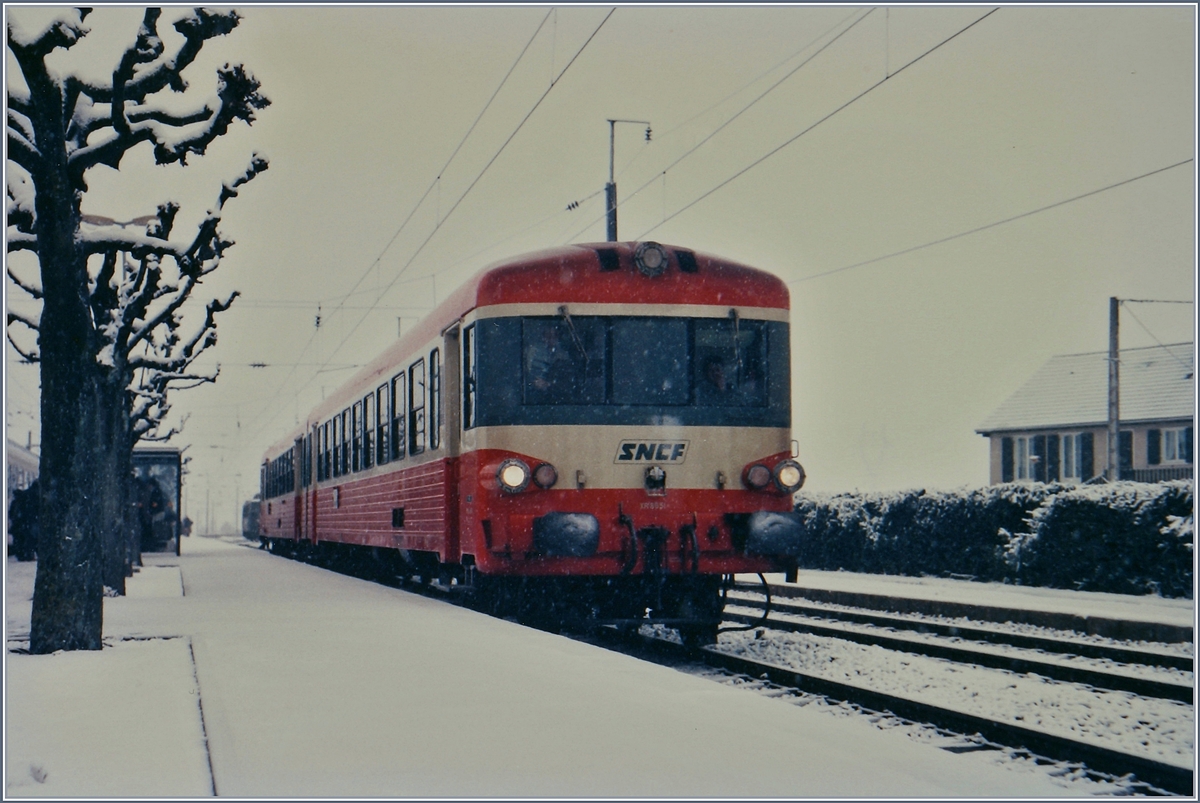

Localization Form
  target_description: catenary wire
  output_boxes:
[565,7,875,245]
[790,158,1193,284]
[633,8,1000,242]
[609,7,867,185]
[1120,302,1194,372]
[247,8,616,445]
[238,9,559,440]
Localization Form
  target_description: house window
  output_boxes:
[1016,436,1030,480]
[1061,433,1084,479]
[1165,429,1183,462]
[1150,426,1193,464]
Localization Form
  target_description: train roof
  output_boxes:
[265,242,790,457]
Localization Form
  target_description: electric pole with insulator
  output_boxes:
[605,119,651,241]
[1107,296,1120,481]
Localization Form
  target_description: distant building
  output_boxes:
[976,343,1194,484]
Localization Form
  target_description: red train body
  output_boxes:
[260,242,805,642]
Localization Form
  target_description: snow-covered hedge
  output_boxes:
[793,481,1194,598]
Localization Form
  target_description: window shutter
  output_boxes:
[1046,434,1060,482]
[1001,437,1014,483]
[1031,435,1046,482]
[1119,431,1133,479]
[1080,432,1094,480]
[1147,429,1161,465]
[1185,426,1194,465]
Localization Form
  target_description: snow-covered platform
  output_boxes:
[5,538,1156,797]
[758,569,1195,643]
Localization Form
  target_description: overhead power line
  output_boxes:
[1121,302,1193,372]
[790,158,1194,284]
[635,8,1001,242]
[565,6,873,245]
[246,7,616,446]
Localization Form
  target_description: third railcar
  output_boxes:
[260,241,805,643]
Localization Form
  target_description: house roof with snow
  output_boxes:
[977,342,1195,434]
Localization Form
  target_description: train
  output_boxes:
[259,241,805,645]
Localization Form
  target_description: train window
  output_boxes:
[314,426,323,482]
[611,317,689,406]
[522,317,605,405]
[376,384,389,466]
[429,349,441,451]
[362,394,374,470]
[409,359,426,455]
[391,373,406,460]
[341,409,351,476]
[304,432,313,487]
[325,421,333,480]
[352,402,362,472]
[693,319,768,408]
[332,417,342,478]
[463,324,477,430]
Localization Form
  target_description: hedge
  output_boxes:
[793,480,1194,598]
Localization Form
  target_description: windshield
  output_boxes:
[470,315,788,428]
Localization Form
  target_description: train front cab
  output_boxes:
[454,264,805,637]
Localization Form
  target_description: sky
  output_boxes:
[4,4,1196,530]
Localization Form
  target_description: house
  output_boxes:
[976,343,1194,484]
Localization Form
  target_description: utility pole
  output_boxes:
[605,119,651,242]
[1106,296,1120,481]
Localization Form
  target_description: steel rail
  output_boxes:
[695,644,1194,796]
[722,608,1194,703]
[729,589,1193,670]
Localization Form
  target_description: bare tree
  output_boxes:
[6,8,268,651]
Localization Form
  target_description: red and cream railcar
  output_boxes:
[260,241,805,642]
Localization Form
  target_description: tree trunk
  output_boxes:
[28,76,104,654]
[96,375,133,594]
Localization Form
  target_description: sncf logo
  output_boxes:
[615,441,689,464]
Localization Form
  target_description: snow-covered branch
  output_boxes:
[6,329,39,363]
[7,308,41,332]
[7,265,43,299]
[7,128,41,171]
[7,230,38,253]
[6,8,90,58]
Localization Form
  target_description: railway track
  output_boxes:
[264,548,1195,795]
[586,626,1194,796]
[722,596,1193,703]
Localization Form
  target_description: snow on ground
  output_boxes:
[4,539,1191,797]
[758,569,1195,629]
[5,638,212,797]
[712,626,1195,769]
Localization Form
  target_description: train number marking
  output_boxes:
[615,441,689,464]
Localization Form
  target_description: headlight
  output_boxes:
[744,463,771,490]
[497,459,531,493]
[774,460,805,492]
[634,241,668,277]
[533,462,558,489]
